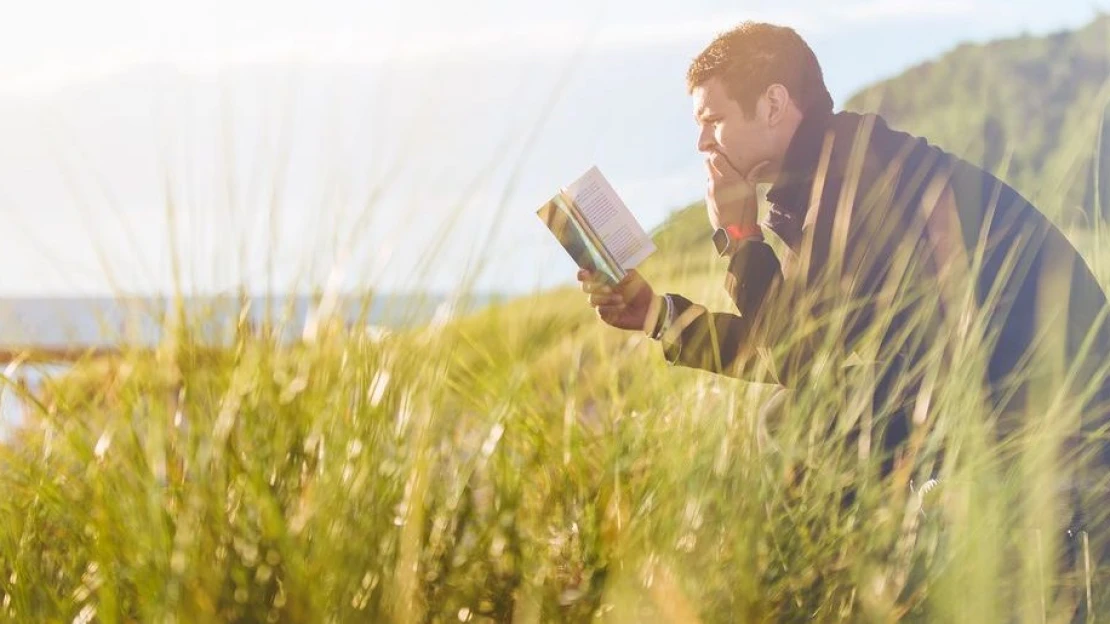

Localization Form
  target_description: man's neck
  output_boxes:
[765,109,836,212]
[761,108,837,250]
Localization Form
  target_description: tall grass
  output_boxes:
[0,220,1107,622]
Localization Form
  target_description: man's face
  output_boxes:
[691,77,773,179]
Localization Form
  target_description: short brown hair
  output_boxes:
[687,22,833,118]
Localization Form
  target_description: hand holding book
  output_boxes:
[535,166,657,285]
[537,165,662,332]
[577,268,661,334]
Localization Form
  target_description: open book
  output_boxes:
[536,166,657,284]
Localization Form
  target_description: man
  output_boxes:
[578,21,1110,559]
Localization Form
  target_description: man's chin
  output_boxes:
[746,160,778,185]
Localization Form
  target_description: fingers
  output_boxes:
[581,268,637,293]
[588,292,624,307]
[580,279,611,294]
[585,270,644,295]
[581,270,651,329]
[577,268,611,287]
[596,305,626,325]
[704,156,726,181]
[705,155,771,184]
[579,270,622,306]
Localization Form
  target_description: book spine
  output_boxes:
[558,189,626,282]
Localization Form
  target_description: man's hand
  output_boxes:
[706,157,771,231]
[577,269,658,332]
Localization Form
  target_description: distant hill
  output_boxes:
[846,13,1110,225]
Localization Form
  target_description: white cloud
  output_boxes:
[838,0,982,22]
[2,54,140,96]
[0,1,997,96]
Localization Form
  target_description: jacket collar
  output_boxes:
[765,108,836,214]
[762,109,836,250]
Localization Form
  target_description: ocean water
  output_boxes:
[0,293,499,438]
[0,363,66,441]
[0,293,488,347]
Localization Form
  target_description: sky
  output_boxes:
[1,0,1109,297]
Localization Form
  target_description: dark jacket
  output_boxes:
[659,109,1110,464]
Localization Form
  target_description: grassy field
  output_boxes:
[1,194,1109,622]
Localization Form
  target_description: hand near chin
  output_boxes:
[706,158,772,231]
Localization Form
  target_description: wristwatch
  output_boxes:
[713,223,763,257]
[647,295,670,340]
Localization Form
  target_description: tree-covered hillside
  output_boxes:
[845,13,1110,225]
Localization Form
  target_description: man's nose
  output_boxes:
[697,129,715,154]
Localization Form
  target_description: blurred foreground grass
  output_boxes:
[0,200,1109,622]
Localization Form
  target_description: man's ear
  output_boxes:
[764,84,791,127]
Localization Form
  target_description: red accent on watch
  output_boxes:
[725,223,763,242]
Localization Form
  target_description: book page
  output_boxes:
[535,194,623,284]
[562,166,656,270]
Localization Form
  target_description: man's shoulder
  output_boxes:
[820,111,947,206]
[828,111,1037,212]
[828,111,937,162]
[827,111,1017,194]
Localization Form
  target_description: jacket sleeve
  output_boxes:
[658,238,803,385]
[657,175,909,385]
